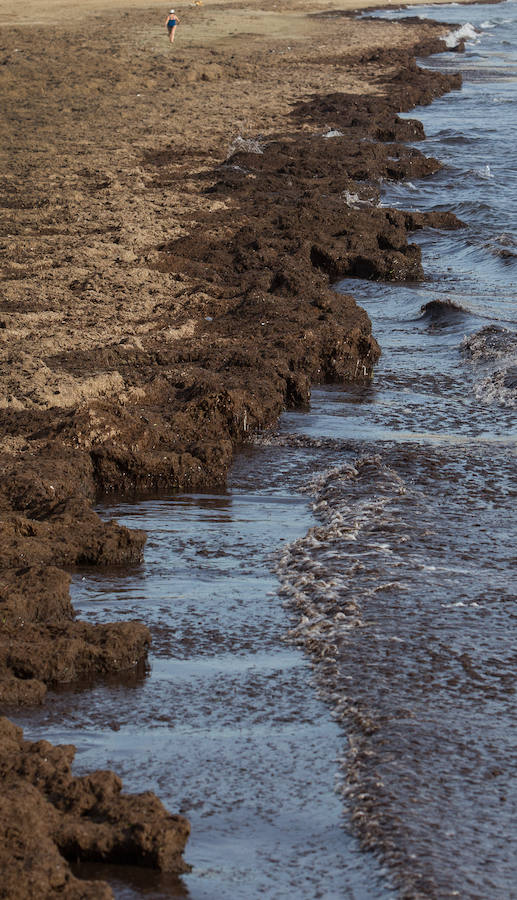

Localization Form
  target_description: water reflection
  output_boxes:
[13,444,394,900]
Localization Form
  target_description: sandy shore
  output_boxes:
[1,0,466,894]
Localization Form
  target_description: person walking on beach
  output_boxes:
[165,9,179,43]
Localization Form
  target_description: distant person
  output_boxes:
[165,9,179,43]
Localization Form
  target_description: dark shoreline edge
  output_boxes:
[359,0,505,15]
[1,16,464,897]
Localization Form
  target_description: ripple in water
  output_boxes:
[276,2,517,894]
[275,440,517,897]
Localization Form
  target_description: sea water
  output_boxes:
[12,3,517,897]
[12,444,394,900]
[274,2,517,895]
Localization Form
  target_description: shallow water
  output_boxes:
[12,431,393,899]
[274,3,517,894]
[12,2,517,896]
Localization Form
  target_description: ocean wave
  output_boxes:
[463,325,517,407]
[474,366,517,408]
[418,298,470,328]
[474,163,494,180]
[445,23,478,49]
[461,324,517,362]
[484,232,517,260]
[274,456,410,639]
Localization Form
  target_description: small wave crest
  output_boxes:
[474,163,494,180]
[274,456,410,639]
[445,22,478,48]
[474,367,517,408]
[485,232,517,261]
[462,324,517,361]
[418,298,470,328]
[463,325,517,407]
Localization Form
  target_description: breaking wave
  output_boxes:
[462,324,517,362]
[445,22,479,48]
[462,325,517,407]
[418,298,470,327]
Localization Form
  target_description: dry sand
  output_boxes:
[1,0,466,411]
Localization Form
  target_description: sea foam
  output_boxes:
[445,23,478,48]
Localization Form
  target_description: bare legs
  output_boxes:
[168,26,177,43]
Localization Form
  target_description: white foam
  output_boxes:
[445,23,478,49]
[474,368,517,409]
[462,326,517,363]
[273,456,411,661]
[475,164,494,180]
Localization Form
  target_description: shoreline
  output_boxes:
[0,0,492,27]
[1,2,466,894]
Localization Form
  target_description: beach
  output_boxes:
[0,0,480,895]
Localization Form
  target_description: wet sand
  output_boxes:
[1,0,467,894]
